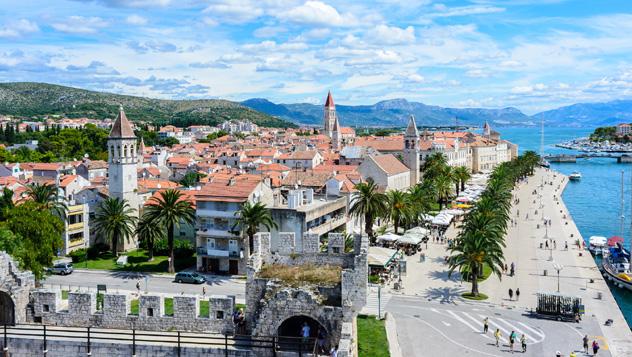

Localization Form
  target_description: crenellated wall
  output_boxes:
[31,290,235,333]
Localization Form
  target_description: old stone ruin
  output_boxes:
[246,232,368,357]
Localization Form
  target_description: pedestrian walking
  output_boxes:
[508,288,514,301]
[545,240,549,249]
[504,263,508,274]
[317,328,327,354]
[516,288,520,301]
[508,331,516,353]
[510,262,515,277]
[520,334,527,352]
[301,322,311,344]
[583,335,589,353]
[202,286,206,297]
[136,280,141,295]
[483,317,489,334]
[494,329,501,347]
[554,240,557,249]
[565,241,568,250]
[330,345,338,357]
[592,340,600,355]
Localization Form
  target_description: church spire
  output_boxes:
[405,115,419,137]
[109,106,136,138]
[325,90,335,108]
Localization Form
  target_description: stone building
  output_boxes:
[0,252,35,325]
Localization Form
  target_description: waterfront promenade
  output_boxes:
[384,167,632,356]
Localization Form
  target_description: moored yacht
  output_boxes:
[588,236,608,256]
[601,243,632,291]
[569,172,581,180]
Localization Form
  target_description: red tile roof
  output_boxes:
[371,154,409,175]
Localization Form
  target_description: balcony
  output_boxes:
[196,208,237,219]
[197,247,239,258]
[308,216,348,236]
[196,226,236,238]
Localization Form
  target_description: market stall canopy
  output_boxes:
[432,213,454,226]
[421,214,435,222]
[405,226,428,236]
[399,235,422,245]
[377,232,400,243]
[368,246,399,267]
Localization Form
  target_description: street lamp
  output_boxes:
[553,263,563,292]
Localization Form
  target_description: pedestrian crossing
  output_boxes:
[362,286,392,317]
[433,308,545,345]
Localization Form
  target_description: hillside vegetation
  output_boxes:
[0,82,295,128]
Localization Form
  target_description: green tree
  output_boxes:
[406,184,432,226]
[143,190,195,273]
[93,198,137,256]
[136,214,165,261]
[385,190,409,234]
[453,166,472,193]
[432,174,453,210]
[0,187,14,220]
[350,180,387,243]
[26,182,67,218]
[179,172,207,188]
[3,202,64,279]
[232,201,277,257]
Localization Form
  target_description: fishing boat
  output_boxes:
[569,172,581,180]
[588,236,608,256]
[601,243,632,291]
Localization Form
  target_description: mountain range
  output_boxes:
[0,82,630,129]
[242,98,632,128]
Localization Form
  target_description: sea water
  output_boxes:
[500,127,632,327]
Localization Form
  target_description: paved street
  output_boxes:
[388,295,610,357]
[42,269,246,302]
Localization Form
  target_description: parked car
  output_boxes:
[48,263,74,275]
[174,272,205,284]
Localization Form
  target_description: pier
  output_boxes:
[545,153,632,163]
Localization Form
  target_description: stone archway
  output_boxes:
[277,315,326,338]
[0,291,15,326]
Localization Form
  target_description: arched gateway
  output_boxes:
[0,252,35,325]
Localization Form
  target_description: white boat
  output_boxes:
[569,172,581,180]
[588,236,608,256]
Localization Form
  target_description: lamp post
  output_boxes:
[553,263,563,292]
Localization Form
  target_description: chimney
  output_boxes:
[228,178,236,186]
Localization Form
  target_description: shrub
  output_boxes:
[87,243,110,259]
[68,248,88,263]
[153,238,194,259]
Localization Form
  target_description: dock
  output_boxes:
[545,153,632,163]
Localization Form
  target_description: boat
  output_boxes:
[588,236,608,256]
[539,158,550,168]
[569,172,581,180]
[601,243,632,291]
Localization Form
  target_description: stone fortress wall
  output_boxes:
[30,290,235,333]
[0,252,35,324]
[246,232,368,357]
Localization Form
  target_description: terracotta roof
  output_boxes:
[340,127,355,135]
[257,163,290,172]
[313,164,359,174]
[83,160,108,170]
[139,166,162,177]
[59,175,78,188]
[196,174,262,203]
[277,150,320,160]
[281,170,331,188]
[30,163,63,171]
[109,107,136,138]
[354,136,403,152]
[138,179,178,190]
[147,189,198,209]
[325,91,334,107]
[370,154,409,175]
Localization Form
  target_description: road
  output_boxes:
[387,295,611,357]
[42,269,246,302]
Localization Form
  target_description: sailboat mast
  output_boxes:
[621,170,626,237]
[540,119,544,157]
[630,171,632,253]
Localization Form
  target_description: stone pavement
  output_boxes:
[384,167,632,356]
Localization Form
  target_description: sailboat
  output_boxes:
[601,171,632,290]
[539,119,550,168]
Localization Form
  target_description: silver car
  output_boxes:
[49,263,74,275]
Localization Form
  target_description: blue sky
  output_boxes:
[0,0,631,114]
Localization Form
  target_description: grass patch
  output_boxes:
[462,264,493,282]
[461,292,489,301]
[369,274,380,284]
[357,315,389,357]
[235,303,246,312]
[258,263,341,287]
[61,290,69,300]
[199,300,209,318]
[130,299,139,315]
[78,249,195,273]
[164,297,174,316]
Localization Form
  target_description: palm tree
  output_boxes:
[143,189,196,273]
[26,182,67,217]
[93,197,137,256]
[0,187,14,219]
[350,180,387,243]
[385,190,409,234]
[433,175,453,210]
[137,214,165,261]
[422,152,449,181]
[232,201,277,257]
[453,166,471,193]
[406,184,432,226]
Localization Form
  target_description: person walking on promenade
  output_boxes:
[554,240,557,249]
[592,340,600,355]
[520,334,527,352]
[494,329,501,347]
[583,335,589,353]
[516,288,520,301]
[510,262,515,276]
[301,322,311,344]
[483,317,489,334]
[136,280,141,295]
[504,263,508,274]
[508,331,516,353]
[545,240,549,249]
[508,288,514,301]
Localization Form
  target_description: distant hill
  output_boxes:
[241,98,533,127]
[531,100,632,127]
[0,82,296,128]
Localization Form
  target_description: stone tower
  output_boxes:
[332,115,342,150]
[403,115,420,185]
[323,91,336,137]
[108,106,140,241]
[483,121,491,137]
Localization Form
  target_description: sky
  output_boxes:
[0,0,631,114]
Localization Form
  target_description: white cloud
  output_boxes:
[428,4,505,18]
[0,19,39,38]
[72,0,171,8]
[345,50,403,66]
[204,0,264,24]
[367,24,415,45]
[279,1,356,27]
[126,15,148,25]
[465,68,489,78]
[254,26,286,38]
[51,16,109,34]
[341,74,392,89]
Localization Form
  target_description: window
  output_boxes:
[147,308,154,317]
[43,305,49,312]
[68,214,83,224]
[69,232,84,242]
[180,231,186,237]
[216,311,224,319]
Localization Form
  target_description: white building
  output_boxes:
[358,154,410,191]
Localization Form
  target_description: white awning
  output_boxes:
[368,247,399,267]
[377,232,400,242]
[399,235,422,245]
